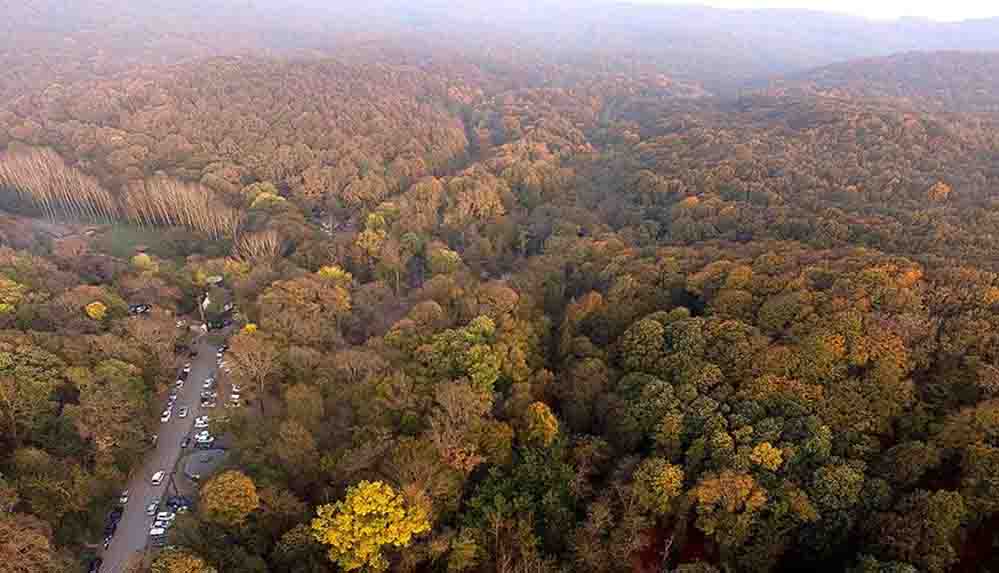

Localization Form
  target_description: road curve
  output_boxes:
[100,335,221,572]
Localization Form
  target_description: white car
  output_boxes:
[231,384,242,392]
[178,407,189,418]
[195,434,213,444]
[175,379,184,389]
[119,490,130,504]
[146,501,158,516]
[156,511,176,522]
[151,470,165,485]
[194,416,209,429]
[149,527,166,537]
[202,378,215,389]
[160,410,171,423]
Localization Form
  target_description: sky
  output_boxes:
[634,0,999,21]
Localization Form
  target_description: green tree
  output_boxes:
[64,360,148,457]
[869,490,965,573]
[0,345,63,443]
[311,480,430,571]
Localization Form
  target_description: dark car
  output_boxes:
[166,496,193,511]
[189,348,199,357]
[108,506,124,522]
[128,304,151,315]
[178,370,189,381]
[88,558,103,573]
[180,437,190,449]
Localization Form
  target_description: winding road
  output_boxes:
[99,335,221,572]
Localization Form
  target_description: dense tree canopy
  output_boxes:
[5,6,999,573]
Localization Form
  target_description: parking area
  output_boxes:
[98,334,227,572]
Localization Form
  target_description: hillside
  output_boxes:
[773,51,999,112]
[5,4,999,573]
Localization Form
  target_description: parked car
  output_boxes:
[151,470,165,485]
[166,496,193,511]
[146,501,158,516]
[181,437,191,449]
[128,304,151,315]
[194,416,209,429]
[149,527,166,537]
[178,407,189,418]
[160,409,171,423]
[119,490,129,504]
[109,506,124,522]
[156,511,176,522]
[202,378,215,389]
[175,379,184,389]
[88,558,103,573]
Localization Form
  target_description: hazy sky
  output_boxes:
[638,0,999,21]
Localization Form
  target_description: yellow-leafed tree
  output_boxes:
[199,470,260,527]
[85,301,107,320]
[523,401,559,447]
[151,548,217,573]
[311,480,430,571]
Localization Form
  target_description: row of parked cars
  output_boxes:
[147,495,193,547]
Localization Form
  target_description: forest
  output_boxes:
[3,1,999,572]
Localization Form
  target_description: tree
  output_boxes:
[311,480,430,571]
[274,420,319,478]
[750,442,783,471]
[429,381,492,473]
[199,470,260,527]
[522,402,559,447]
[691,471,768,551]
[868,490,965,573]
[633,457,685,516]
[0,277,27,314]
[227,331,280,415]
[0,345,63,444]
[64,360,147,458]
[151,549,218,573]
[85,300,107,320]
[0,513,61,573]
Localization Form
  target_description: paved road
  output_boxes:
[100,335,221,572]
